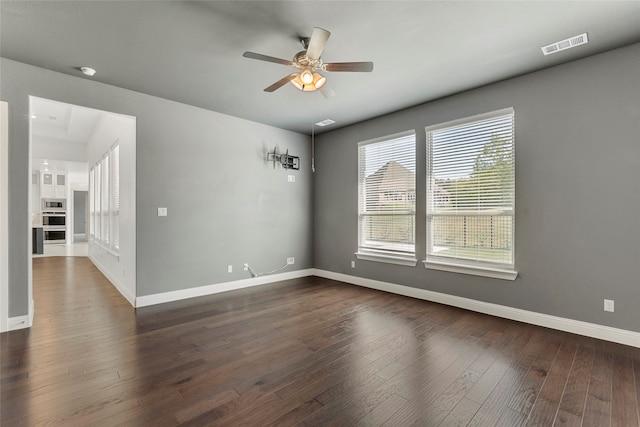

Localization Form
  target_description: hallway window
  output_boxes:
[89,143,120,254]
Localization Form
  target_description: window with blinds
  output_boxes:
[111,145,120,250]
[102,155,110,245]
[89,167,95,240]
[426,108,515,272]
[89,143,120,254]
[92,162,101,241]
[357,131,416,264]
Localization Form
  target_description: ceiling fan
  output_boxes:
[242,27,373,96]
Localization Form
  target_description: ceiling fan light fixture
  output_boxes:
[291,72,326,92]
[291,75,314,91]
[313,73,326,89]
[300,69,314,84]
[291,75,304,90]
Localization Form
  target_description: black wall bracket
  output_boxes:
[268,146,300,170]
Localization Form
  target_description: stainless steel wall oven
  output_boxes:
[42,210,66,244]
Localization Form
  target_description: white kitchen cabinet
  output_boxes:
[41,171,67,199]
[41,172,53,198]
[55,173,66,198]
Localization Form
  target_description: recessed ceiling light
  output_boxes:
[315,119,336,127]
[80,66,96,76]
[541,33,588,56]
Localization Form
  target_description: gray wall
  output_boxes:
[314,43,640,332]
[2,58,312,316]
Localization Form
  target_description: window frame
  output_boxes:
[356,130,417,266]
[424,108,517,280]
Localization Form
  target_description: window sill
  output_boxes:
[355,252,418,267]
[423,260,517,281]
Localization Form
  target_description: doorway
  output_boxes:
[29,96,137,314]
[73,190,88,242]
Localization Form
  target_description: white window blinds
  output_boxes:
[111,145,120,250]
[102,154,110,245]
[88,143,120,254]
[426,108,515,269]
[358,131,416,260]
[89,167,95,239]
[93,162,102,241]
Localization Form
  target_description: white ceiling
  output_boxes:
[2,1,640,135]
[31,97,103,146]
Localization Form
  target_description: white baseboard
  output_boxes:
[8,298,34,331]
[313,269,640,348]
[135,268,315,308]
[8,315,29,331]
[89,255,136,307]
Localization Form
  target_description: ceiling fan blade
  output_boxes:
[324,62,374,72]
[319,85,336,99]
[264,73,298,92]
[306,27,330,60]
[243,51,294,66]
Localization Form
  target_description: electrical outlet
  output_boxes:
[351,261,355,268]
[227,265,233,273]
[287,257,295,265]
[157,207,167,217]
[604,299,614,312]
[288,175,295,183]
[243,263,249,271]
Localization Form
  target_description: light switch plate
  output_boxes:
[158,207,167,217]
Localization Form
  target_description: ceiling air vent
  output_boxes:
[541,32,588,56]
[315,119,335,127]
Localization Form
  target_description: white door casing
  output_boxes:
[1,101,9,332]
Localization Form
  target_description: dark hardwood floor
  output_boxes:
[2,256,639,426]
